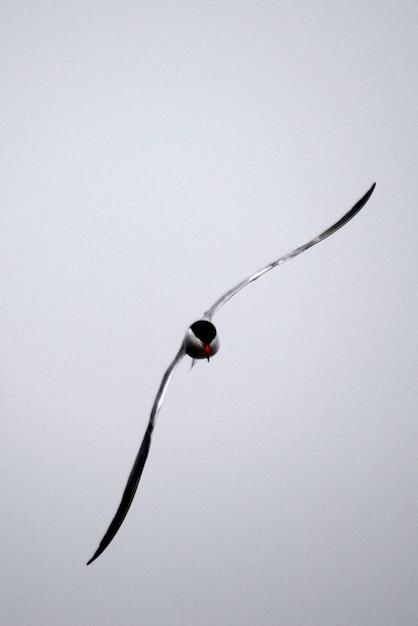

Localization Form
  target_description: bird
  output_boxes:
[87,182,376,565]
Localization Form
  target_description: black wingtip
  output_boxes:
[87,545,104,565]
[85,423,155,566]
[363,182,376,203]
[363,182,376,204]
[360,182,376,203]
[86,554,98,566]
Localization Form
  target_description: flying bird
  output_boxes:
[87,182,376,565]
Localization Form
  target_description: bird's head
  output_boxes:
[184,320,219,361]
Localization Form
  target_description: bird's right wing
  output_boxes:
[87,344,186,565]
[203,183,376,320]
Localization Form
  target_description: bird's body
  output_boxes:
[87,183,376,565]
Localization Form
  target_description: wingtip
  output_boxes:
[86,551,100,566]
[367,182,377,199]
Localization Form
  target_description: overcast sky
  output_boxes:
[2,2,417,625]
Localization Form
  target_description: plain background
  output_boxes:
[2,2,417,625]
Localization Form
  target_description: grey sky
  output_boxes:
[2,2,417,625]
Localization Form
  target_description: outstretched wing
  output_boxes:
[87,345,186,565]
[203,183,376,320]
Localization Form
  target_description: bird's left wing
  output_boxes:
[87,344,186,565]
[203,183,376,320]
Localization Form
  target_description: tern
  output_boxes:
[87,182,376,565]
